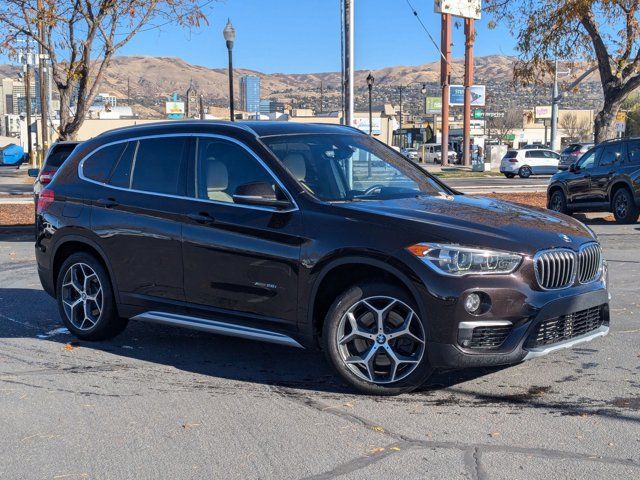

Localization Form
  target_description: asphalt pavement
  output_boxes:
[0,219,638,479]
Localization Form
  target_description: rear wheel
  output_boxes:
[612,188,640,224]
[56,252,128,340]
[518,166,532,178]
[323,281,432,395]
[549,189,571,215]
[504,173,515,179]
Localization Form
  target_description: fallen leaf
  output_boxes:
[369,447,385,454]
[63,344,75,351]
[372,426,385,433]
[489,432,500,438]
[390,447,401,451]
[182,423,201,429]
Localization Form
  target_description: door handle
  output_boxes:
[96,197,118,208]
[187,212,216,225]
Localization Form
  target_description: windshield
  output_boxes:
[262,133,449,202]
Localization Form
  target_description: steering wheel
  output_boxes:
[363,184,385,196]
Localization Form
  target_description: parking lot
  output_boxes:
[0,220,639,479]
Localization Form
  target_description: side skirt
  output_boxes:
[131,311,304,348]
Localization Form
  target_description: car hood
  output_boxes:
[338,194,596,255]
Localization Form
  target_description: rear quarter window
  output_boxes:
[83,143,127,183]
[504,151,518,159]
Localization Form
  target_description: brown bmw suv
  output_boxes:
[35,121,609,395]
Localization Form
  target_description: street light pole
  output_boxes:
[223,19,236,122]
[421,83,427,163]
[366,72,374,136]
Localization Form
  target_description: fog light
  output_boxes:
[464,293,481,314]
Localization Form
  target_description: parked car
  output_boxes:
[0,143,26,167]
[28,141,81,198]
[35,121,609,395]
[558,142,594,170]
[500,148,561,178]
[548,138,640,224]
[401,147,421,162]
[423,143,458,164]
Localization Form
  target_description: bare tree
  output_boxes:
[0,1,209,140]
[559,112,592,143]
[486,110,522,144]
[487,0,640,142]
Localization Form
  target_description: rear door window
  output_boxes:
[83,143,127,183]
[598,143,625,167]
[626,140,640,166]
[130,137,189,195]
[108,142,136,188]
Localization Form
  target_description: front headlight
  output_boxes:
[407,243,522,276]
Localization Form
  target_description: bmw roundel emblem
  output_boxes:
[559,234,571,243]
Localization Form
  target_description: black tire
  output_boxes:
[504,173,515,179]
[322,281,433,396]
[612,188,640,224]
[518,166,532,178]
[56,252,128,340]
[549,189,572,216]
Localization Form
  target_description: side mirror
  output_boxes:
[232,182,292,210]
[28,168,40,178]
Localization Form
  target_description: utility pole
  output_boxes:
[127,77,131,106]
[199,94,205,119]
[37,0,48,162]
[23,39,34,166]
[463,18,475,166]
[319,80,324,114]
[550,59,559,150]
[440,13,452,166]
[398,86,404,148]
[343,0,354,126]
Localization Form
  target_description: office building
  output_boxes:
[240,75,261,113]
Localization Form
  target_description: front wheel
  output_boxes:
[612,188,640,224]
[322,281,433,395]
[518,166,532,178]
[56,252,128,340]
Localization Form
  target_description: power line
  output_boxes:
[404,0,449,65]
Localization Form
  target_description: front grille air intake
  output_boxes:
[534,249,576,290]
[578,243,602,284]
[526,306,605,348]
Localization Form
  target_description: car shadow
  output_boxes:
[0,287,506,397]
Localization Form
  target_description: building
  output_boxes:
[240,75,261,113]
[259,99,285,114]
[93,93,118,109]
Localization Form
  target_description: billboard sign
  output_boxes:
[425,96,442,113]
[353,117,382,135]
[534,105,552,120]
[449,85,485,106]
[434,0,482,20]
[165,101,185,118]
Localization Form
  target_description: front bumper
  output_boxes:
[427,288,609,368]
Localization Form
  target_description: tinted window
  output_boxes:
[83,143,127,183]
[627,140,640,165]
[263,133,446,202]
[542,150,560,159]
[131,138,188,195]
[196,138,275,203]
[504,151,518,159]
[598,143,625,167]
[526,150,543,158]
[108,142,136,188]
[45,143,78,168]
[577,148,599,170]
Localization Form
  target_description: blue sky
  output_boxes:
[116,0,517,73]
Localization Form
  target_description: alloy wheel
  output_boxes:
[615,193,628,219]
[336,296,425,385]
[551,193,563,212]
[61,263,104,331]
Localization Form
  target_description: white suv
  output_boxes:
[500,148,561,178]
[424,144,458,164]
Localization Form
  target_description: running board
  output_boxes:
[131,311,304,348]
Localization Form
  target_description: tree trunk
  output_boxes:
[594,102,620,143]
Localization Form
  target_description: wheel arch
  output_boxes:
[608,180,634,205]
[50,233,120,303]
[307,255,427,346]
